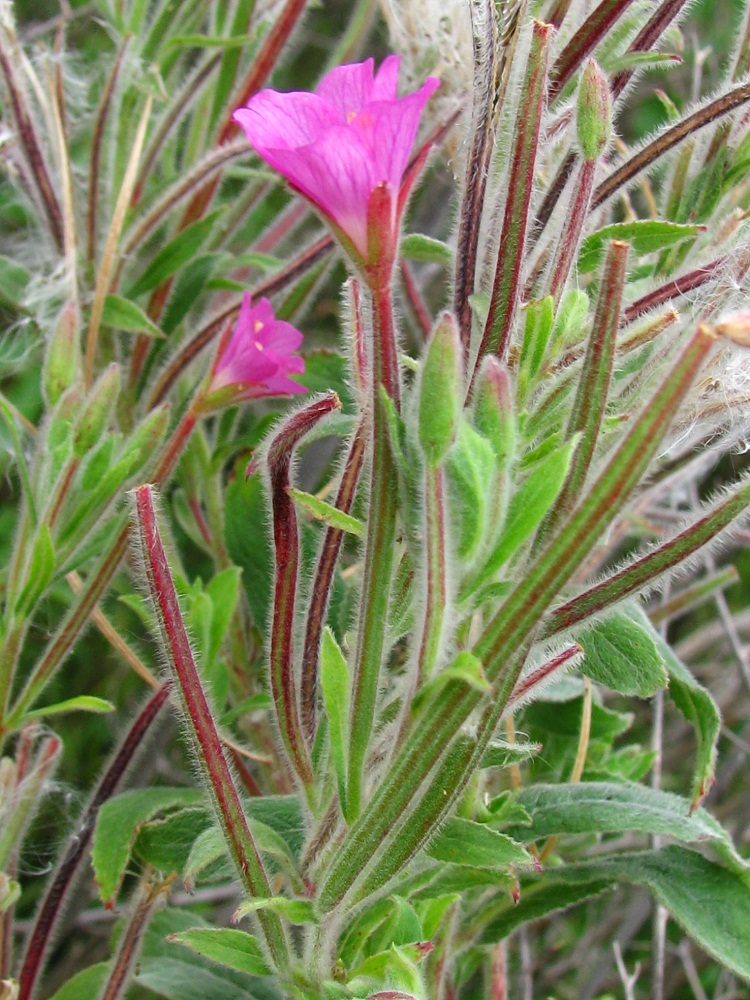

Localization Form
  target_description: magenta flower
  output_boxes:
[203,293,306,409]
[232,57,439,261]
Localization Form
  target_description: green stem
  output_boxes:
[418,464,448,685]
[318,326,715,911]
[346,272,400,819]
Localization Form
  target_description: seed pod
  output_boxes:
[72,363,121,458]
[577,59,612,162]
[43,302,80,407]
[418,312,462,465]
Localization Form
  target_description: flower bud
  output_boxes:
[43,302,80,407]
[472,356,515,466]
[577,60,612,161]
[123,403,171,471]
[72,363,121,458]
[418,312,462,465]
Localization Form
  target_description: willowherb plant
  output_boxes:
[3,1,750,998]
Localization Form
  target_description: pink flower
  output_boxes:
[232,57,439,260]
[203,293,306,408]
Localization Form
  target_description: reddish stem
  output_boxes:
[17,684,171,1000]
[266,394,341,786]
[132,486,288,967]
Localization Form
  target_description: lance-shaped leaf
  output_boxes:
[130,485,289,970]
[321,627,351,817]
[577,610,667,697]
[265,392,341,787]
[479,846,750,983]
[502,782,747,872]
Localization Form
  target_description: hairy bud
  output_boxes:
[577,59,612,161]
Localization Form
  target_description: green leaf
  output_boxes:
[93,788,203,904]
[400,232,453,265]
[102,293,166,338]
[48,963,109,1000]
[518,297,554,401]
[289,488,364,536]
[183,826,226,890]
[426,817,531,870]
[413,864,516,899]
[446,422,497,561]
[481,846,750,982]
[168,32,259,48]
[578,610,667,696]
[413,651,490,713]
[578,220,702,273]
[466,438,577,595]
[126,211,222,298]
[479,739,542,769]
[504,782,747,872]
[0,254,30,310]
[321,627,351,816]
[22,695,115,721]
[235,896,317,924]
[15,524,55,616]
[224,471,272,642]
[135,807,213,875]
[205,567,242,666]
[630,606,720,809]
[169,928,271,976]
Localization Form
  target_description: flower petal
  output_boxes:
[316,58,377,117]
[233,90,342,150]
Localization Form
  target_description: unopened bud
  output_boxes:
[0,872,20,914]
[73,363,121,457]
[124,403,171,471]
[577,60,612,161]
[43,302,80,407]
[418,313,462,465]
[472,356,515,465]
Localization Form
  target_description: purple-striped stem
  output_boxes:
[453,0,499,352]
[543,472,750,638]
[132,485,289,969]
[301,422,367,745]
[547,159,597,304]
[650,566,739,626]
[417,464,449,685]
[98,876,169,1000]
[594,80,750,209]
[544,239,629,535]
[87,36,130,263]
[317,326,714,912]
[266,393,341,788]
[474,21,552,381]
[0,40,63,249]
[17,684,170,1000]
[346,184,401,819]
[548,0,638,103]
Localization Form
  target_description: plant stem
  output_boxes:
[17,684,169,1000]
[266,394,340,789]
[132,485,289,970]
[347,243,400,819]
[474,21,552,379]
[301,422,367,744]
